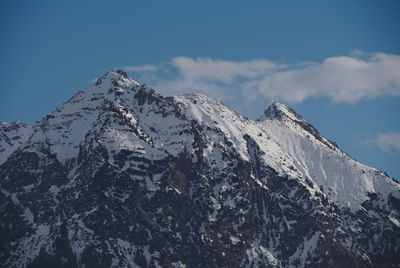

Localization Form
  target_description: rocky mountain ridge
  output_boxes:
[1,70,399,267]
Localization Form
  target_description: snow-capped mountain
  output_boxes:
[1,70,399,267]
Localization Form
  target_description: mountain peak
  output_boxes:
[104,69,130,78]
[89,69,140,93]
[100,69,137,82]
[259,101,302,122]
[259,101,342,152]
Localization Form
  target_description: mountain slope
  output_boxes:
[1,70,399,267]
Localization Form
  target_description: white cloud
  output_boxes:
[369,132,400,153]
[123,64,159,72]
[171,57,281,83]
[123,52,400,105]
[255,53,400,103]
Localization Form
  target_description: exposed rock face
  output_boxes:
[1,70,399,267]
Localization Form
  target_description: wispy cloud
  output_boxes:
[123,52,400,104]
[366,132,400,153]
[171,57,281,82]
[123,64,159,72]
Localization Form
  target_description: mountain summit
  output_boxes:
[261,101,302,121]
[1,70,399,267]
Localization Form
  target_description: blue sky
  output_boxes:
[0,0,399,180]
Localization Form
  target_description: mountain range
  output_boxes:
[1,70,399,267]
